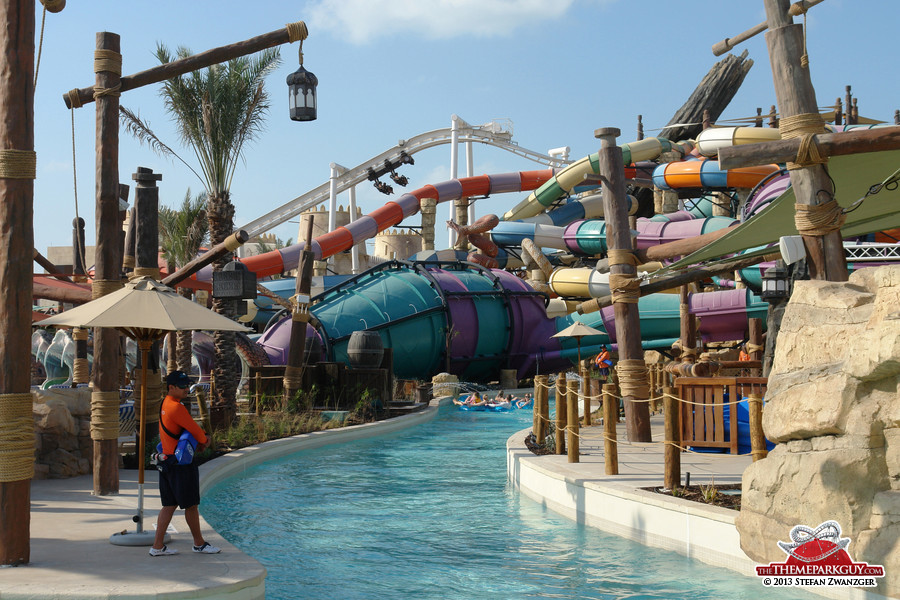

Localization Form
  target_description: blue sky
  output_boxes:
[32,0,898,255]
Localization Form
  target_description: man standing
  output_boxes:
[594,345,613,380]
[149,370,221,557]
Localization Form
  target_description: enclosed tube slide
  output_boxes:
[255,261,767,381]
[695,126,783,157]
[652,159,781,190]
[195,170,555,282]
[488,214,736,256]
[502,137,694,222]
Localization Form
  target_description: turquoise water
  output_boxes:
[203,403,813,599]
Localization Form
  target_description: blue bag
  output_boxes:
[158,406,200,465]
[156,431,197,465]
[173,430,198,465]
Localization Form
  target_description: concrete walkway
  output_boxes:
[4,406,437,600]
[507,413,881,600]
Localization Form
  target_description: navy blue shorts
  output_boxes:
[157,457,200,509]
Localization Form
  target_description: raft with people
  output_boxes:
[453,391,533,412]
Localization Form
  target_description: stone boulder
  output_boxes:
[31,387,94,479]
[431,373,459,400]
[736,266,900,599]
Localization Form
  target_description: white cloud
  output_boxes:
[307,0,583,44]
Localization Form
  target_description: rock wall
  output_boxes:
[736,266,900,598]
[32,387,94,479]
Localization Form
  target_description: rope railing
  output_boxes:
[528,370,768,483]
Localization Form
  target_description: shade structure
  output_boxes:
[39,276,251,336]
[552,321,605,372]
[552,321,605,340]
[656,149,900,274]
[36,277,249,545]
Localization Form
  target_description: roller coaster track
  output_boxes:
[239,117,573,238]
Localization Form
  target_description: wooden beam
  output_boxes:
[764,0,848,282]
[712,0,826,56]
[595,127,651,442]
[33,281,91,304]
[0,0,34,566]
[91,31,123,497]
[161,230,249,287]
[63,25,301,109]
[33,249,73,282]
[719,126,900,169]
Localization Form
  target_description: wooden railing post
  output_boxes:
[567,379,579,463]
[555,373,567,455]
[663,385,681,490]
[584,377,597,427]
[602,383,618,475]
[748,393,768,461]
[581,375,591,427]
[533,375,546,443]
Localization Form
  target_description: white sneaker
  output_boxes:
[192,542,221,554]
[149,545,178,557]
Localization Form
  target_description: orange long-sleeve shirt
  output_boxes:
[158,395,208,454]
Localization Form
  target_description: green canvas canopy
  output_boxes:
[654,149,900,275]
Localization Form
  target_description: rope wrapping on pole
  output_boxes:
[90,390,120,440]
[0,393,35,482]
[794,198,846,236]
[0,149,37,180]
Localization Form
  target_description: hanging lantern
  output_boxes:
[287,45,317,122]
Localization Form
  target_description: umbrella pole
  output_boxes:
[110,341,158,546]
[136,342,150,532]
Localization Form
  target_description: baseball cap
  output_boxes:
[165,370,192,388]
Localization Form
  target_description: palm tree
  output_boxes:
[122,43,281,428]
[159,189,208,375]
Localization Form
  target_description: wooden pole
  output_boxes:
[132,167,163,451]
[679,285,696,364]
[663,385,681,490]
[554,373,567,455]
[63,24,306,109]
[532,375,545,442]
[33,248,72,282]
[583,376,595,427]
[537,375,549,445]
[764,0,848,282]
[91,31,123,497]
[0,0,34,566]
[283,217,316,404]
[595,127,651,442]
[602,383,618,475]
[748,317,764,376]
[566,379,579,463]
[161,230,249,287]
[717,126,900,170]
[711,0,826,55]
[72,216,87,280]
[748,393,768,462]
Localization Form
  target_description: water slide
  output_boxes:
[193,130,787,382]
[254,260,767,382]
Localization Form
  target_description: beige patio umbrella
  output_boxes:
[552,320,605,372]
[37,276,250,545]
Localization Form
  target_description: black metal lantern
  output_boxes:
[287,61,317,122]
[760,260,789,302]
[212,260,257,300]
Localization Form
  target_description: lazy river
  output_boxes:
[203,402,816,599]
